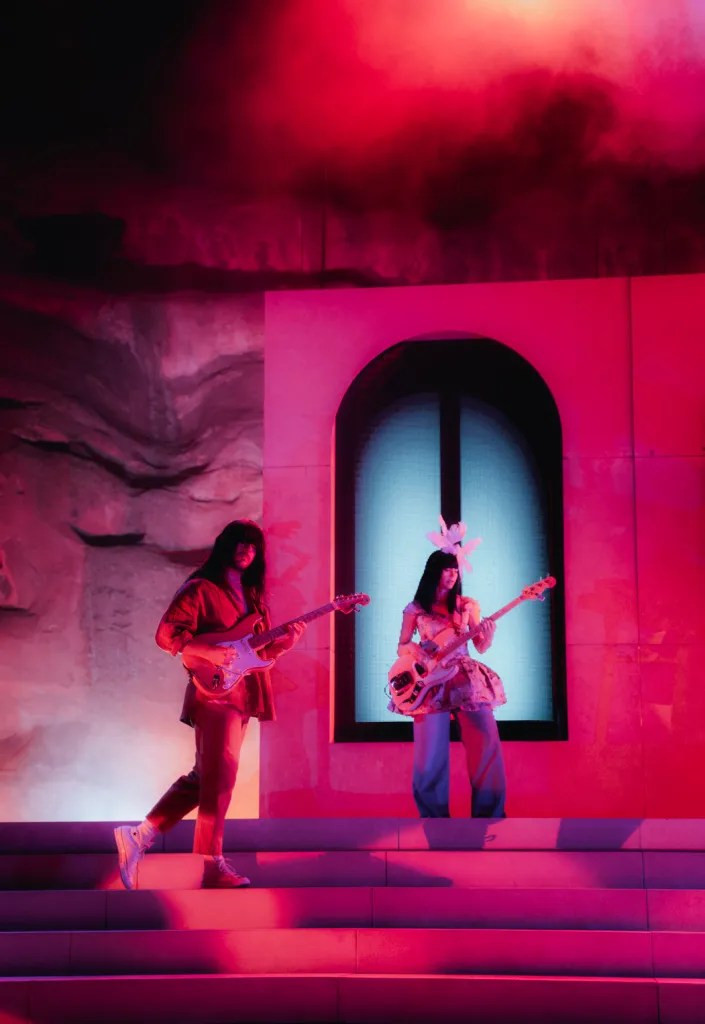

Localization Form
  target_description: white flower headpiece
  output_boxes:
[426,516,481,577]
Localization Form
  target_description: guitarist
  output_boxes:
[394,540,507,818]
[114,520,305,889]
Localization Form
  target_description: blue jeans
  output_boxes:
[412,707,506,817]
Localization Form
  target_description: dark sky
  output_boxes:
[1,0,205,160]
[3,0,705,233]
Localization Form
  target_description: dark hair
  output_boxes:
[414,550,461,614]
[188,519,266,604]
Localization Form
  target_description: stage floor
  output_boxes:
[2,818,704,1022]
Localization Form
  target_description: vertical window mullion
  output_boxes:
[439,390,461,524]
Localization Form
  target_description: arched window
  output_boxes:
[334,338,566,742]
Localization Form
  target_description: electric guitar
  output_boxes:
[387,576,556,716]
[183,593,370,700]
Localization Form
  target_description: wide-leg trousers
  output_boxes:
[412,706,506,818]
[146,702,249,855]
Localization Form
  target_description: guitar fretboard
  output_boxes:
[251,603,339,649]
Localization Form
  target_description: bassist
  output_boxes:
[392,523,507,819]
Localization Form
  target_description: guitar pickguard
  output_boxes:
[388,653,460,713]
[215,636,275,691]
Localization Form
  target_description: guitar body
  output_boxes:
[182,613,275,700]
[181,593,371,701]
[388,634,461,716]
[387,576,557,717]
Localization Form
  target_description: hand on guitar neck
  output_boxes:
[262,620,307,656]
[182,620,307,670]
[398,611,496,660]
[473,617,496,653]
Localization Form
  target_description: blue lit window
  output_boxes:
[335,338,566,742]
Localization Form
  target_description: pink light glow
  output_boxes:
[170,0,705,187]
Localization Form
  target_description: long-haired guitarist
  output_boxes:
[392,521,507,819]
[114,519,305,890]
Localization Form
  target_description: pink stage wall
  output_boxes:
[262,274,705,818]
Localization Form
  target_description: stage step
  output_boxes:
[1,972,703,1024]
[5,847,705,891]
[4,887,705,934]
[2,926,705,979]
[3,820,705,1023]
[4,885,683,932]
[3,817,705,852]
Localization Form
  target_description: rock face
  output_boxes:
[0,278,264,820]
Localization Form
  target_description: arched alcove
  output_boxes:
[334,337,566,742]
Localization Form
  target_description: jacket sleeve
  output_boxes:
[155,581,204,656]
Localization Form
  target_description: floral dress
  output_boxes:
[389,598,507,715]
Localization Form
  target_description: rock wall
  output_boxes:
[0,277,264,820]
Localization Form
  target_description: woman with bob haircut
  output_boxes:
[394,522,507,818]
[115,519,305,889]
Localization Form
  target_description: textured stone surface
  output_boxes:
[0,277,264,820]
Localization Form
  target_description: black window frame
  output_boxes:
[334,337,567,742]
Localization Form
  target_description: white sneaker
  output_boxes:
[202,856,251,889]
[114,825,153,890]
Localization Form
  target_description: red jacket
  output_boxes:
[156,577,276,724]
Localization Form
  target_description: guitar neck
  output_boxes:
[251,603,338,649]
[438,594,526,660]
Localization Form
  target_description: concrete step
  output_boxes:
[3,818,705,853]
[8,847,705,891]
[2,885,672,932]
[3,926,705,979]
[0,851,386,890]
[7,848,705,891]
[3,972,703,1023]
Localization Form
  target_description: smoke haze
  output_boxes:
[162,0,705,192]
[3,0,705,266]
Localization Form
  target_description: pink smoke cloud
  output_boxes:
[165,0,705,188]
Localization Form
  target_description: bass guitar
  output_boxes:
[387,576,556,716]
[184,592,370,700]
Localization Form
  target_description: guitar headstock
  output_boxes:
[521,576,557,601]
[334,592,371,614]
